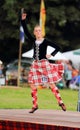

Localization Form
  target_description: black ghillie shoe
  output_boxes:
[29,107,38,113]
[59,103,66,111]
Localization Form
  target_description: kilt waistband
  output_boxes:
[34,59,48,62]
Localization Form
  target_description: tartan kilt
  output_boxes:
[28,59,64,86]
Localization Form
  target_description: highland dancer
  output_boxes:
[21,13,66,113]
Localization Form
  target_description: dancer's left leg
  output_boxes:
[50,83,66,111]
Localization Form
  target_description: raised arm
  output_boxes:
[21,13,35,41]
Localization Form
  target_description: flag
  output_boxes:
[40,0,46,37]
[20,25,24,43]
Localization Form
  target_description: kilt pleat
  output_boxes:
[28,59,64,86]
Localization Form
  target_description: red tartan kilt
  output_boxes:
[28,59,64,86]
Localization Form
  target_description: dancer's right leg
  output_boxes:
[29,84,38,113]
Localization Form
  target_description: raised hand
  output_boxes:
[22,13,27,20]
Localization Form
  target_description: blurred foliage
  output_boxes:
[0,0,80,63]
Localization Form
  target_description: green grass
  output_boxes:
[0,86,79,111]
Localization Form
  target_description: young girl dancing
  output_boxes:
[21,13,66,113]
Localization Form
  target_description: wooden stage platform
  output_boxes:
[0,109,80,130]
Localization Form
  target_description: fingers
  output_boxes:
[46,54,51,59]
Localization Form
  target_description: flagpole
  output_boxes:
[17,8,24,87]
[17,41,22,87]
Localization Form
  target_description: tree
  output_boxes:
[0,0,80,63]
